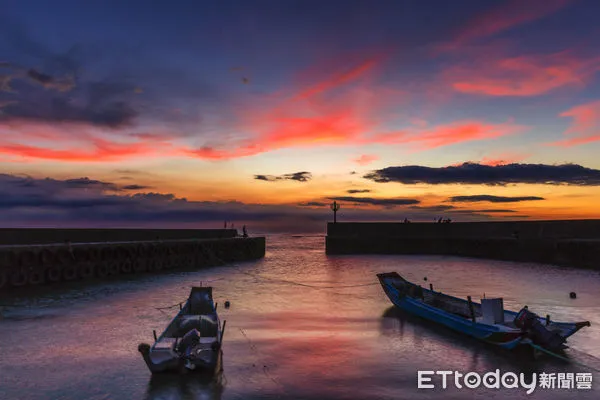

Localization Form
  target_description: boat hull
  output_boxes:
[377,273,526,350]
[139,287,225,374]
[377,272,590,353]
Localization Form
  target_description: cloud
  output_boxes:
[548,100,600,146]
[122,184,153,190]
[446,51,600,97]
[0,122,179,162]
[438,0,575,52]
[327,196,420,206]
[473,209,517,213]
[353,154,379,166]
[370,120,525,150]
[410,205,456,212]
[254,171,312,182]
[27,69,75,92]
[0,173,496,232]
[479,152,531,166]
[448,195,545,203]
[364,162,600,186]
[64,177,118,190]
[2,82,138,128]
[346,189,371,194]
[297,201,327,207]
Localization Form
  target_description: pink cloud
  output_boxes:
[371,120,526,151]
[548,100,600,146]
[447,51,600,97]
[438,0,575,52]
[353,154,379,166]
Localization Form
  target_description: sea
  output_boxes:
[1,234,599,399]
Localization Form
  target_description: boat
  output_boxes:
[377,272,590,353]
[138,287,225,374]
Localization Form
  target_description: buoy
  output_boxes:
[224,301,231,309]
[570,292,577,299]
[423,277,428,281]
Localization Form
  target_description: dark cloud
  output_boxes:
[26,68,75,92]
[1,78,138,128]
[347,189,371,194]
[328,196,420,206]
[0,173,510,232]
[363,163,600,186]
[350,171,357,175]
[474,209,517,213]
[298,201,327,207]
[254,171,312,182]
[448,195,545,203]
[122,184,153,190]
[410,205,456,212]
[64,177,117,190]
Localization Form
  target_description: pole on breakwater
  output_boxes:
[330,201,340,224]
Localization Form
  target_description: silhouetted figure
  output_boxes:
[438,217,443,223]
[242,225,248,238]
[224,221,227,229]
[404,218,408,223]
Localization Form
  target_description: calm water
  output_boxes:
[1,234,600,399]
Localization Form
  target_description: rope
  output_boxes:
[530,344,600,373]
[239,327,288,394]
[239,270,379,289]
[206,249,379,290]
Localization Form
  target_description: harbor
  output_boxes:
[0,234,599,399]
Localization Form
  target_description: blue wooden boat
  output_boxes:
[138,287,225,374]
[377,272,590,352]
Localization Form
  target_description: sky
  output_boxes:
[1,0,600,232]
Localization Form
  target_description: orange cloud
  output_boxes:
[548,100,600,146]
[371,120,525,150]
[438,0,575,52]
[353,154,379,166]
[448,52,600,96]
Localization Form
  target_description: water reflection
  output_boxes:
[144,371,225,400]
[1,235,599,399]
[380,306,593,376]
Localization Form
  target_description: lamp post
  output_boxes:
[330,201,340,223]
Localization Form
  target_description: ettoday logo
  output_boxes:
[418,370,593,394]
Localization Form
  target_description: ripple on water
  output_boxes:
[0,234,599,399]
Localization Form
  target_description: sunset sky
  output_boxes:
[1,0,600,232]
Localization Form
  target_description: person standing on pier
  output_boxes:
[242,225,248,238]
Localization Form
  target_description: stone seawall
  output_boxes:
[0,237,265,290]
[327,220,600,240]
[326,221,600,270]
[0,228,239,246]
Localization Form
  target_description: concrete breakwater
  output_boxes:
[0,228,239,246]
[0,236,265,290]
[326,221,600,270]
